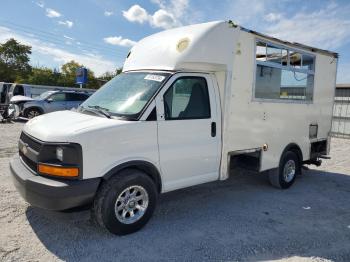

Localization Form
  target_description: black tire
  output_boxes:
[268,151,300,189]
[92,169,158,235]
[25,108,42,119]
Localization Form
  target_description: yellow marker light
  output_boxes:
[263,144,268,151]
[176,38,190,52]
[38,164,79,177]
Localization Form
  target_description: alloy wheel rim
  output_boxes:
[283,159,296,183]
[28,110,39,118]
[114,185,149,224]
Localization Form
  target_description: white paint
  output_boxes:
[155,72,222,192]
[10,95,34,103]
[123,21,238,72]
[22,21,337,193]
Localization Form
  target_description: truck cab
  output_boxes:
[10,21,337,235]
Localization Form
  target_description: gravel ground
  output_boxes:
[0,122,350,262]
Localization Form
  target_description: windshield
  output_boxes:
[80,72,170,118]
[39,91,55,100]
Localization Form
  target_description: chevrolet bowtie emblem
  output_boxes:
[22,143,28,155]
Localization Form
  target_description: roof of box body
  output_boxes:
[240,24,338,58]
[122,21,338,72]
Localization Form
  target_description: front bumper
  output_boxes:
[10,156,101,211]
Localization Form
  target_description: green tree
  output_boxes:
[17,67,61,86]
[0,38,32,82]
[99,68,122,81]
[99,68,123,81]
[100,71,115,82]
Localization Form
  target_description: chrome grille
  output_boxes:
[20,132,42,152]
[19,132,42,172]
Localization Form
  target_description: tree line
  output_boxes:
[0,38,121,89]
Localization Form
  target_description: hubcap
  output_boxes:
[114,185,149,224]
[283,159,296,183]
[28,110,39,119]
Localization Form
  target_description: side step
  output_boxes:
[318,155,331,159]
[304,159,322,167]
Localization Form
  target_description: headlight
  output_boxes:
[38,143,83,179]
[56,147,64,162]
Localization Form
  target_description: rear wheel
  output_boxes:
[25,108,41,119]
[268,151,300,189]
[92,169,158,235]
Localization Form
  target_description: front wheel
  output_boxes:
[268,151,300,189]
[25,108,41,119]
[92,169,158,235]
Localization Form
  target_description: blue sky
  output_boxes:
[0,0,349,83]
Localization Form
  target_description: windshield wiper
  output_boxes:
[87,105,112,119]
[79,105,111,119]
[80,105,138,121]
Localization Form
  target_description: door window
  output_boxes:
[66,93,89,101]
[13,85,24,96]
[163,77,210,120]
[50,93,66,101]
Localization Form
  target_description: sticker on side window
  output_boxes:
[144,74,165,82]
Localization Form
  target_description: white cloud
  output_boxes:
[35,1,44,8]
[226,0,265,26]
[151,0,188,18]
[103,36,136,47]
[122,2,186,29]
[151,9,177,29]
[264,13,282,22]
[220,0,350,51]
[265,5,350,49]
[63,35,74,41]
[0,26,117,76]
[58,20,74,28]
[122,5,149,24]
[153,0,188,19]
[46,8,61,18]
[104,11,114,17]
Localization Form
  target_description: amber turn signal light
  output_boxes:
[38,164,79,177]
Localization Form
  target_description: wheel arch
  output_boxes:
[102,161,162,193]
[280,143,303,167]
[24,106,44,115]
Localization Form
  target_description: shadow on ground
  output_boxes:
[26,168,350,261]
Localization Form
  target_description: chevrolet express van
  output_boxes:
[10,21,337,235]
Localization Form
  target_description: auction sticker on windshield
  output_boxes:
[144,74,165,82]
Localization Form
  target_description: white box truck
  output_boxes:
[10,21,338,235]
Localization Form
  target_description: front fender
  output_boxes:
[102,160,162,193]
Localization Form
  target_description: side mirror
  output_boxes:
[47,98,53,103]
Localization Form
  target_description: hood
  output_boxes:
[10,95,34,103]
[23,110,129,142]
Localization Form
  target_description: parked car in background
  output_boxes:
[13,90,92,119]
[1,83,96,120]
[7,83,96,100]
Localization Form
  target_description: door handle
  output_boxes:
[211,122,216,137]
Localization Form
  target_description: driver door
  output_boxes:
[45,92,67,112]
[155,73,221,192]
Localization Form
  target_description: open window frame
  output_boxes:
[252,38,316,104]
